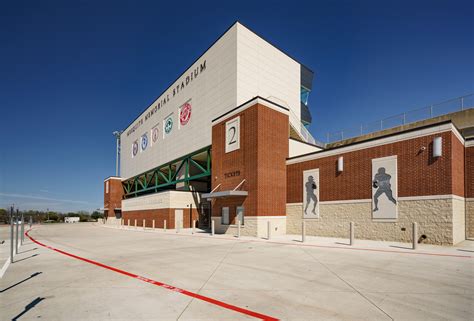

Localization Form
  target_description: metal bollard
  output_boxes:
[15,210,19,253]
[412,222,418,250]
[350,222,354,246]
[164,220,167,232]
[21,212,25,244]
[143,219,146,230]
[237,220,241,238]
[10,207,14,263]
[128,219,130,228]
[267,221,271,240]
[121,218,124,228]
[211,220,215,236]
[302,221,306,243]
[134,219,137,229]
[192,220,195,234]
[152,219,155,229]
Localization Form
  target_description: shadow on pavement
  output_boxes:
[14,254,39,263]
[0,272,42,293]
[12,297,45,321]
[19,247,38,254]
[389,245,412,250]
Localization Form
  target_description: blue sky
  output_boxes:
[1,0,473,212]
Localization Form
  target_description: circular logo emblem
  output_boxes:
[165,117,173,134]
[141,134,148,151]
[152,127,159,143]
[180,103,192,126]
[132,141,138,156]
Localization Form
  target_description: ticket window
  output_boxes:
[236,206,244,225]
[222,207,229,225]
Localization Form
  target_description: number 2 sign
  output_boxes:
[225,116,240,153]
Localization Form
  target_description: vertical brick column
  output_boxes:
[465,142,474,238]
[211,101,289,232]
[104,177,123,219]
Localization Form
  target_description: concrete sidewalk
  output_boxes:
[1,223,473,320]
[100,222,474,258]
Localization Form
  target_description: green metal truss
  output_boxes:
[122,146,211,198]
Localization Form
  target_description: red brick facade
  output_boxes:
[122,208,199,229]
[211,103,288,224]
[104,178,123,218]
[466,144,474,198]
[451,133,465,197]
[287,131,464,203]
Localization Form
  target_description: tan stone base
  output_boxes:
[287,197,465,245]
[105,217,122,226]
[212,216,286,238]
[467,200,474,239]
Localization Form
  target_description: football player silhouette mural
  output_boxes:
[304,175,318,215]
[372,167,397,212]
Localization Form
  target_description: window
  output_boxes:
[105,181,109,194]
[300,87,310,105]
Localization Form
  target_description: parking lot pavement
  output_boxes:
[0,223,473,320]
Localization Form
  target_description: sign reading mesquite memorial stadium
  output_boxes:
[126,60,207,137]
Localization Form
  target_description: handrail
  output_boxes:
[233,179,246,191]
[210,183,221,193]
[324,93,473,143]
[265,96,320,146]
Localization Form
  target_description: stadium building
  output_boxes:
[104,22,474,245]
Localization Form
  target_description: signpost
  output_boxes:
[15,209,19,254]
[21,211,25,245]
[10,206,14,263]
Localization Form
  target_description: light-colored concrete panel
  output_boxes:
[287,197,460,245]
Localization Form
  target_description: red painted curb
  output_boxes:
[25,229,279,321]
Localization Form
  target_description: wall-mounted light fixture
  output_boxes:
[433,137,442,157]
[337,156,344,172]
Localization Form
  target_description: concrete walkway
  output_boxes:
[0,223,473,320]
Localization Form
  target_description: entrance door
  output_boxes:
[199,202,211,229]
[175,209,183,229]
[222,207,229,225]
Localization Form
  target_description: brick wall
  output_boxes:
[451,133,465,197]
[466,144,474,238]
[104,178,123,218]
[287,131,458,203]
[211,103,288,219]
[465,144,474,198]
[122,208,199,229]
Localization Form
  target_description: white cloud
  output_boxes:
[0,193,101,212]
[0,192,94,205]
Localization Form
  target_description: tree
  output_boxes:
[0,208,8,224]
[48,212,59,222]
[91,211,104,220]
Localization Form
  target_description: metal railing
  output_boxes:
[325,94,473,143]
[266,96,321,146]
